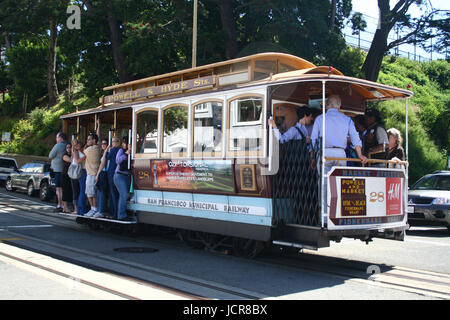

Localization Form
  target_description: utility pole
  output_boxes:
[192,0,198,68]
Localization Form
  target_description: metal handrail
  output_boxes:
[325,157,408,167]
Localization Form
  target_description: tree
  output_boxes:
[362,0,450,81]
[329,0,352,31]
[0,0,70,107]
[79,0,136,83]
[215,0,239,59]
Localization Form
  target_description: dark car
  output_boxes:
[0,157,18,186]
[5,161,56,201]
[408,171,450,231]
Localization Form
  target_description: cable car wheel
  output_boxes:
[232,237,264,259]
[177,230,206,249]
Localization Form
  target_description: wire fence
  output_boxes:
[343,32,443,63]
[344,12,448,63]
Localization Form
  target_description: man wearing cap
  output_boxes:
[363,109,389,165]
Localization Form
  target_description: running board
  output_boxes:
[58,212,137,224]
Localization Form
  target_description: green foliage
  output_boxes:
[376,56,449,184]
[163,106,188,134]
[332,46,366,78]
[0,87,92,156]
[377,100,446,184]
[4,40,47,114]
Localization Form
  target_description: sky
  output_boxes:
[352,0,449,21]
[347,0,449,60]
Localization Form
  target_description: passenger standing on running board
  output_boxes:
[84,133,101,217]
[49,132,67,212]
[114,137,133,221]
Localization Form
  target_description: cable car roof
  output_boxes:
[61,52,413,120]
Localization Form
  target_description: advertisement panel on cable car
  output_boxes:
[327,167,407,230]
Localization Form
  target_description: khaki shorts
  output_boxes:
[85,174,97,197]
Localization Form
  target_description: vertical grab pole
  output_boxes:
[405,98,409,216]
[321,80,326,228]
[268,116,273,173]
[405,98,409,170]
[128,129,132,170]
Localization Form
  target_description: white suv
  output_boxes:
[408,171,450,231]
[0,157,18,186]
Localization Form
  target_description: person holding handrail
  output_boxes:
[311,95,367,173]
[387,127,405,168]
[114,136,133,221]
[311,95,368,213]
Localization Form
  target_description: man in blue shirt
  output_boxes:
[311,95,367,172]
[311,95,367,213]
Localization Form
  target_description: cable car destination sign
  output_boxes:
[104,76,215,104]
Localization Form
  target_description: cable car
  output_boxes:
[61,53,412,257]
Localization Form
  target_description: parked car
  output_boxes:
[5,161,56,201]
[408,171,450,231]
[0,157,18,186]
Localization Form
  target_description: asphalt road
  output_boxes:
[0,188,448,302]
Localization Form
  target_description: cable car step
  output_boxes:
[58,212,137,224]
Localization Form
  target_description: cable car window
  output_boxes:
[136,109,158,154]
[229,96,263,152]
[193,101,223,155]
[163,105,188,154]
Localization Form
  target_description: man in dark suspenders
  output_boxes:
[363,109,389,166]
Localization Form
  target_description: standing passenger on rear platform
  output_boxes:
[311,95,367,212]
[114,137,132,221]
[311,95,367,172]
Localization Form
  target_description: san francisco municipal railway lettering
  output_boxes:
[138,197,266,216]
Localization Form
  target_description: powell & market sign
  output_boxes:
[104,76,215,103]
